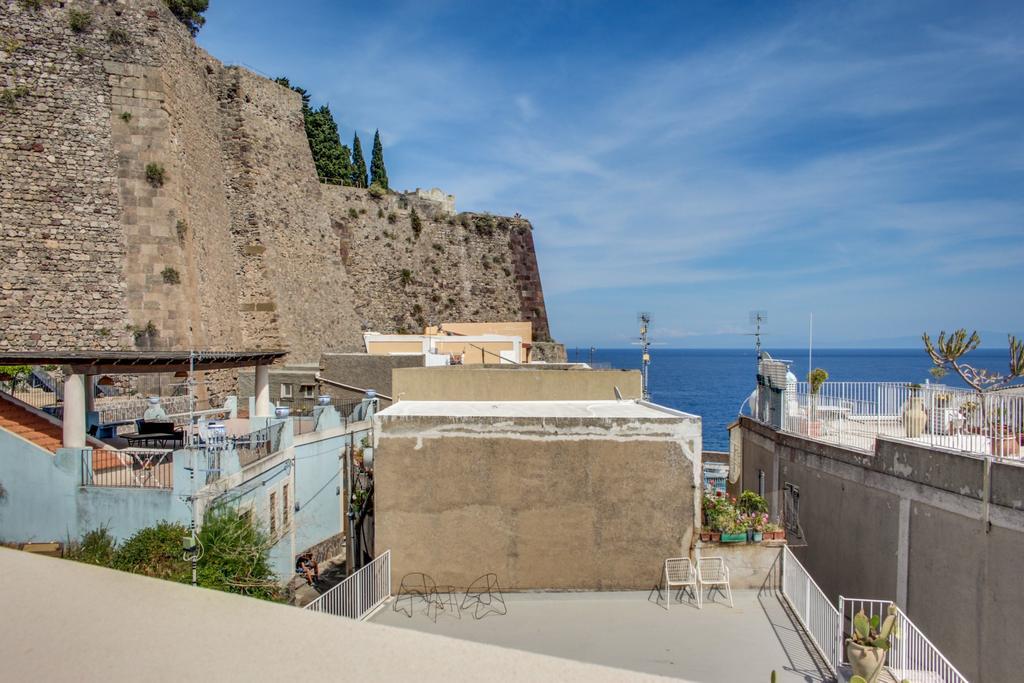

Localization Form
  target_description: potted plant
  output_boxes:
[751,513,768,542]
[902,384,927,437]
[808,368,828,436]
[708,495,736,542]
[764,521,784,541]
[699,528,712,542]
[847,606,897,683]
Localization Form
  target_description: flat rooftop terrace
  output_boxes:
[378,399,694,420]
[373,588,834,682]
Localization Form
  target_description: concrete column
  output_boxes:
[255,364,271,417]
[63,373,86,448]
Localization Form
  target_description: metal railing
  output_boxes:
[780,546,841,674]
[839,597,968,683]
[0,377,64,410]
[776,382,1023,459]
[97,394,195,426]
[305,550,391,620]
[234,423,284,468]
[83,448,174,489]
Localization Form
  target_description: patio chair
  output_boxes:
[460,573,507,620]
[393,572,442,620]
[698,556,733,608]
[661,557,700,611]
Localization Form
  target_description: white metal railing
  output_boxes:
[304,550,391,620]
[82,448,174,489]
[777,381,1023,459]
[839,597,968,683]
[96,394,195,426]
[781,546,841,673]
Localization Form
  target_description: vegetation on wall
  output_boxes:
[145,162,166,187]
[0,85,31,108]
[68,8,93,33]
[161,266,181,284]
[164,0,209,36]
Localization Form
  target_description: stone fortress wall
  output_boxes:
[0,0,556,363]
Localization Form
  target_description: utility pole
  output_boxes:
[184,336,199,587]
[638,313,651,401]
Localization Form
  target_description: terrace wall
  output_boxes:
[736,415,1024,683]
[374,412,701,591]
[391,366,643,402]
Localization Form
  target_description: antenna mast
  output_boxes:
[749,310,768,361]
[638,312,652,401]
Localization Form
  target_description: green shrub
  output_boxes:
[161,266,180,284]
[68,8,92,33]
[107,27,131,45]
[175,219,188,240]
[67,527,117,566]
[737,490,768,515]
[399,269,413,287]
[368,182,386,199]
[377,208,384,218]
[113,521,190,582]
[410,208,422,237]
[19,0,43,10]
[164,0,209,37]
[196,506,281,601]
[120,110,132,123]
[347,207,358,219]
[0,85,31,108]
[386,211,397,224]
[0,37,22,56]
[145,162,166,187]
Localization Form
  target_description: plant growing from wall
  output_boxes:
[107,27,131,45]
[410,208,422,237]
[163,0,210,36]
[399,269,413,287]
[376,207,384,218]
[161,266,181,284]
[120,111,132,123]
[0,85,31,108]
[18,0,43,10]
[175,219,189,240]
[128,320,158,346]
[387,211,397,224]
[347,207,358,219]
[68,8,93,33]
[0,36,22,56]
[145,163,166,187]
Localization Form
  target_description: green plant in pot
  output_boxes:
[847,605,898,682]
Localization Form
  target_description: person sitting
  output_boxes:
[295,553,319,585]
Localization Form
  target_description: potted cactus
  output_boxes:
[847,605,897,682]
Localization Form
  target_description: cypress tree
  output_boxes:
[351,133,368,188]
[370,129,388,190]
[305,105,353,185]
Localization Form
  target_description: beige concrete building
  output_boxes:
[393,365,642,401]
[425,321,533,344]
[374,400,701,591]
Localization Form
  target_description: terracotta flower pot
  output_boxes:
[847,642,886,682]
[991,435,1021,457]
[710,531,721,542]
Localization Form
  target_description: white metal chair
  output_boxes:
[697,556,733,608]
[661,557,700,610]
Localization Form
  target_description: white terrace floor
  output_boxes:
[373,587,835,682]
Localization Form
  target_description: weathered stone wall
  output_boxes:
[321,185,554,342]
[0,0,555,364]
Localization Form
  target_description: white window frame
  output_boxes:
[280,383,293,400]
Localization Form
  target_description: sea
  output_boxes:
[581,348,1007,451]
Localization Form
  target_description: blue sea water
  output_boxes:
[580,348,1007,451]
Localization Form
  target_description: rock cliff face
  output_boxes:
[0,0,555,362]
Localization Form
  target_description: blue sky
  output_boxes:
[198,1,1024,348]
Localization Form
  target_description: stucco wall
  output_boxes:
[737,416,1024,682]
[392,366,643,402]
[374,411,700,590]
[320,352,425,404]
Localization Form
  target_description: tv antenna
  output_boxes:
[747,310,768,360]
[638,312,652,401]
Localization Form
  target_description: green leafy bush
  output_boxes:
[113,521,190,581]
[196,506,281,601]
[737,490,768,515]
[120,111,132,123]
[400,269,413,287]
[164,0,209,36]
[410,208,422,237]
[175,219,188,240]
[368,182,386,199]
[66,526,117,566]
[107,27,131,45]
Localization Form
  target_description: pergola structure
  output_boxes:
[0,350,286,448]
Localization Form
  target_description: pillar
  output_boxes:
[84,375,95,413]
[255,364,271,417]
[63,373,86,448]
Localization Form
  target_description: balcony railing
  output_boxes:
[305,550,391,620]
[234,423,285,469]
[83,448,174,489]
[773,381,1023,459]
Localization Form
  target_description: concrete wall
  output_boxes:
[374,411,700,591]
[321,352,425,404]
[737,416,1024,682]
[392,366,643,402]
[695,542,782,590]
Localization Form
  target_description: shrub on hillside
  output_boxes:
[66,526,117,566]
[164,0,209,36]
[197,506,281,601]
[113,521,190,581]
